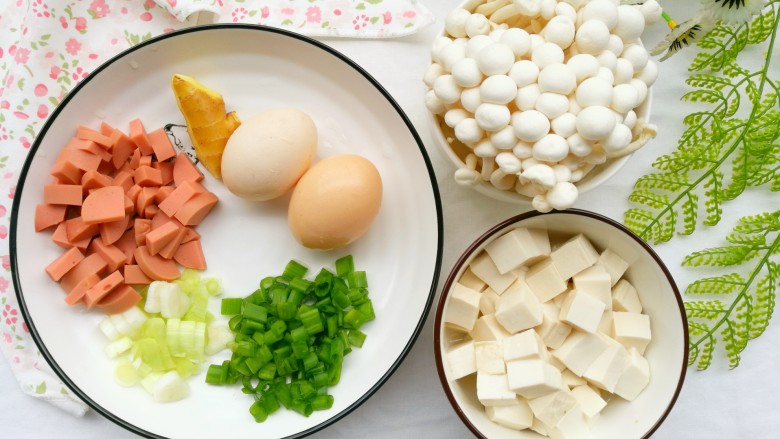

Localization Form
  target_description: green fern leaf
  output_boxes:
[683,245,752,267]
[726,232,767,246]
[697,334,716,370]
[703,172,724,226]
[634,173,689,192]
[628,190,669,210]
[750,261,778,338]
[748,8,776,44]
[681,193,698,235]
[683,89,725,105]
[721,320,742,368]
[687,273,746,295]
[735,211,780,233]
[686,74,733,91]
[685,300,728,319]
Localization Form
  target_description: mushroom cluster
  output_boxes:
[425,0,660,212]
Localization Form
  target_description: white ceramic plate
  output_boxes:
[11,25,442,439]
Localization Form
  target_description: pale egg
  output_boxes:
[221,108,317,201]
[288,155,382,250]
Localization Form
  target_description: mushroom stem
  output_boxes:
[605,119,658,158]
[490,168,516,190]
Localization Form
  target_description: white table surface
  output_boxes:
[3,1,780,438]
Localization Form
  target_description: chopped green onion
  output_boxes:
[221,298,243,316]
[205,256,375,422]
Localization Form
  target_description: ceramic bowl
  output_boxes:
[433,210,687,439]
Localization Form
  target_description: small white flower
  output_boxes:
[699,0,768,24]
[650,15,717,61]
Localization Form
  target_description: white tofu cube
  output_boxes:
[597,310,613,335]
[552,331,610,377]
[496,279,544,334]
[479,288,501,315]
[596,248,630,286]
[548,353,566,372]
[445,283,482,332]
[612,279,643,313]
[531,417,549,436]
[612,311,652,354]
[475,341,506,374]
[446,340,477,380]
[507,359,562,399]
[536,303,573,349]
[561,369,587,389]
[550,234,600,280]
[459,267,487,292]
[503,329,546,362]
[477,373,518,406]
[570,385,607,420]
[583,339,629,392]
[485,399,534,430]
[526,258,568,302]
[548,404,589,439]
[528,389,576,427]
[572,265,612,310]
[558,290,606,334]
[471,314,511,341]
[614,347,650,401]
[485,227,551,274]
[470,252,518,294]
[552,289,568,309]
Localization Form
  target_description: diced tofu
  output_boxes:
[548,354,567,372]
[561,369,587,389]
[506,359,562,399]
[469,252,518,294]
[528,389,576,428]
[611,311,652,354]
[485,399,534,430]
[496,279,543,334]
[477,373,517,406]
[597,310,613,335]
[475,341,505,374]
[526,258,568,302]
[471,314,511,341]
[583,339,629,392]
[612,279,643,313]
[596,249,629,286]
[503,329,547,362]
[531,417,549,437]
[548,404,589,439]
[552,291,568,309]
[485,227,551,274]
[535,303,573,349]
[479,288,501,316]
[572,265,612,310]
[459,267,487,292]
[570,385,607,421]
[550,234,600,280]
[614,348,650,401]
[445,283,482,332]
[552,331,610,377]
[446,340,476,380]
[558,290,606,333]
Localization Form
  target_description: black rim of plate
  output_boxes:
[10,24,444,439]
[433,209,689,439]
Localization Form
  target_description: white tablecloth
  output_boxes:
[3,1,780,437]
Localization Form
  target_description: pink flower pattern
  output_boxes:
[0,0,431,411]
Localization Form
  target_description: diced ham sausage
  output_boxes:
[50,160,83,185]
[43,184,83,206]
[158,180,205,217]
[174,191,218,226]
[146,221,179,255]
[45,247,84,281]
[112,170,134,192]
[84,270,124,308]
[64,273,99,306]
[57,149,102,172]
[60,253,109,293]
[172,152,204,186]
[81,170,112,193]
[88,239,128,272]
[173,240,206,270]
[133,166,163,187]
[110,129,137,170]
[154,186,175,204]
[148,128,176,162]
[82,186,125,224]
[35,203,67,231]
[99,214,130,245]
[129,119,155,156]
[64,216,99,241]
[158,225,187,260]
[134,245,180,281]
[51,222,91,251]
[123,265,152,285]
[76,126,113,147]
[134,218,153,246]
[96,284,141,314]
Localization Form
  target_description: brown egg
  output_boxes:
[288,154,382,250]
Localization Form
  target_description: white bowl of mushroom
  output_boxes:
[424,0,660,211]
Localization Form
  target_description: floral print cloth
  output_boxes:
[0,0,432,416]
